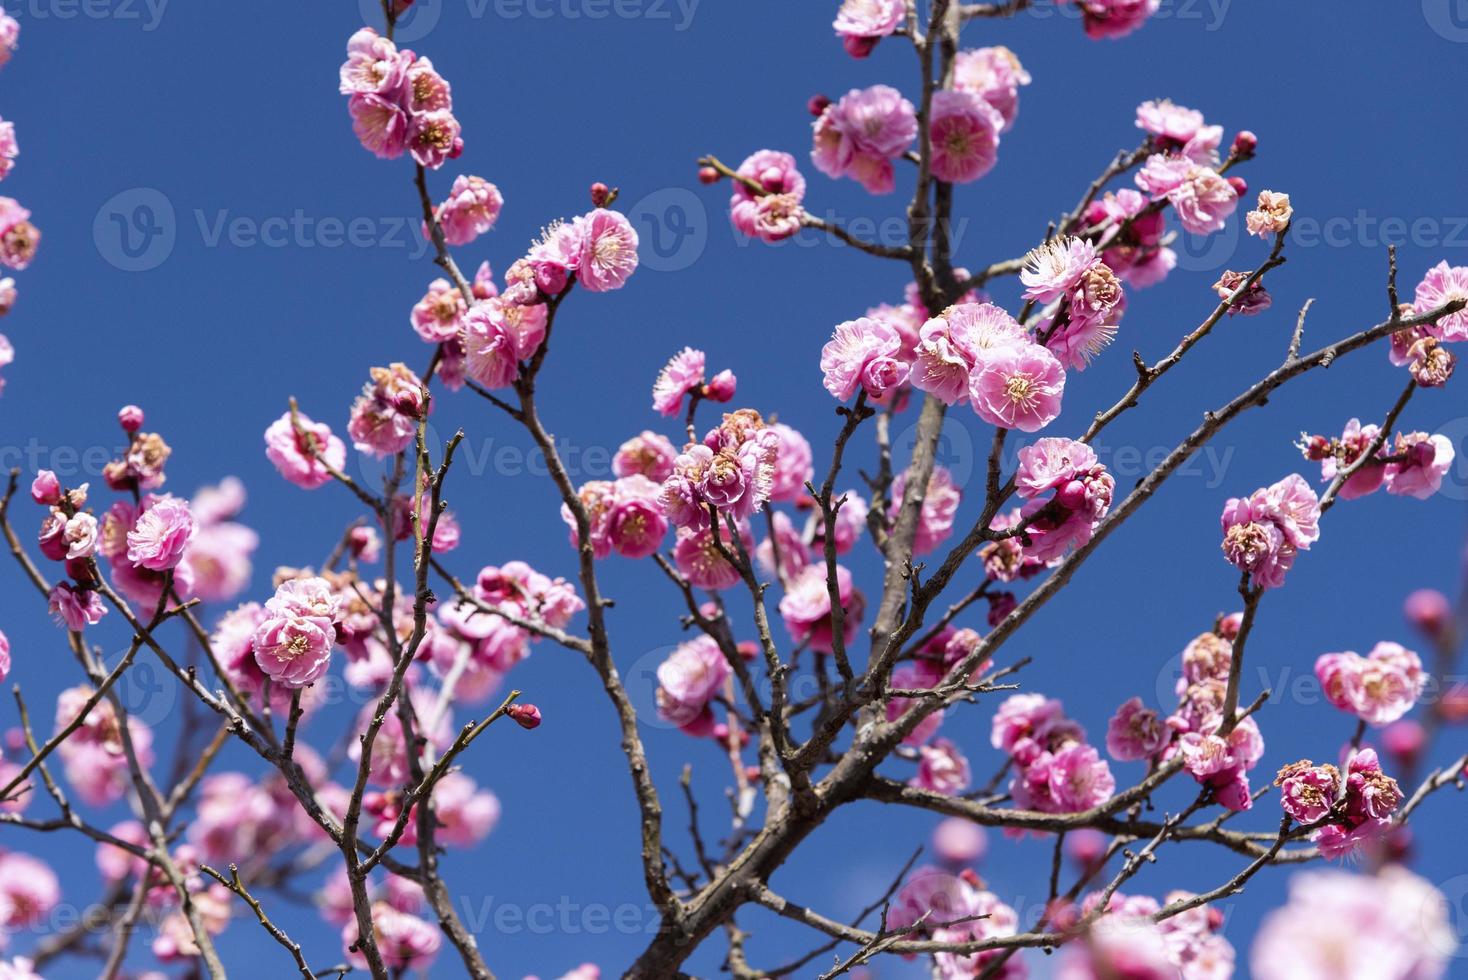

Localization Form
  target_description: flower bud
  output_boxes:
[1227,176,1248,197]
[697,166,720,185]
[1381,719,1426,766]
[507,703,541,730]
[1231,130,1258,159]
[807,94,832,117]
[842,34,879,58]
[704,369,737,403]
[29,470,60,506]
[1404,588,1451,638]
[589,182,611,208]
[118,405,145,433]
[1056,479,1088,512]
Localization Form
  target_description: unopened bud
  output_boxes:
[590,182,612,208]
[118,405,145,433]
[807,94,832,117]
[1227,176,1248,197]
[507,704,542,730]
[1231,130,1258,159]
[697,166,720,185]
[704,369,737,403]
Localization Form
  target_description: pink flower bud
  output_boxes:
[1227,176,1248,197]
[590,182,611,208]
[1439,683,1468,724]
[507,703,541,730]
[842,34,879,58]
[118,405,145,433]
[1403,588,1450,638]
[1217,611,1243,640]
[807,94,832,117]
[1066,827,1107,868]
[29,470,60,505]
[1056,479,1088,512]
[1381,720,1426,765]
[697,166,720,185]
[1231,130,1258,159]
[704,369,737,403]
[932,817,987,865]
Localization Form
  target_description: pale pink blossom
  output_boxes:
[1106,697,1169,761]
[1312,418,1386,500]
[1316,641,1425,726]
[1021,237,1100,303]
[0,119,16,182]
[343,903,441,972]
[969,342,1066,432]
[432,772,501,847]
[1384,432,1454,499]
[656,635,730,732]
[0,851,60,930]
[348,362,426,457]
[820,317,911,401]
[461,299,546,389]
[0,12,17,70]
[348,92,410,159]
[1246,189,1293,238]
[653,348,706,417]
[812,86,918,193]
[891,465,962,554]
[339,27,410,96]
[614,430,678,482]
[1413,260,1468,341]
[1220,474,1320,589]
[928,89,1003,184]
[673,525,745,590]
[411,277,468,342]
[264,410,347,490]
[932,818,987,865]
[755,510,810,582]
[953,46,1031,131]
[63,512,99,560]
[1135,99,1205,144]
[832,0,903,40]
[125,494,195,571]
[778,563,862,654]
[1167,166,1239,235]
[48,582,106,630]
[766,423,813,502]
[911,738,971,796]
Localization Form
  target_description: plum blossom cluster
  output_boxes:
[1274,748,1403,859]
[652,347,737,418]
[339,27,463,167]
[727,150,807,243]
[1315,642,1425,727]
[885,629,991,795]
[1299,419,1455,501]
[1006,438,1115,563]
[1055,891,1236,980]
[562,474,670,561]
[658,409,780,531]
[1133,101,1240,236]
[887,867,1024,979]
[992,694,1116,814]
[1219,473,1320,590]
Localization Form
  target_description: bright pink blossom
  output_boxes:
[730,150,807,242]
[48,582,106,630]
[0,118,16,182]
[614,430,678,482]
[891,465,962,554]
[653,347,706,417]
[125,494,195,571]
[264,410,347,490]
[911,738,971,796]
[656,635,731,733]
[1413,260,1468,341]
[821,317,911,402]
[348,362,426,456]
[1106,697,1169,761]
[779,563,863,654]
[969,342,1066,431]
[1384,432,1454,499]
[953,46,1031,131]
[574,209,639,292]
[928,89,1003,184]
[1079,0,1161,40]
[430,174,502,246]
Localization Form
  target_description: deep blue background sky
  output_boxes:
[2,1,1467,977]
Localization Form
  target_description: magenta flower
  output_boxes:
[607,475,669,559]
[1316,641,1425,727]
[1105,696,1169,761]
[1273,761,1338,824]
[574,209,639,292]
[252,608,334,689]
[1383,432,1454,499]
[730,150,807,242]
[820,317,911,402]
[779,563,863,654]
[673,525,745,590]
[348,363,426,457]
[430,174,502,246]
[953,46,1031,132]
[614,430,678,482]
[462,300,545,390]
[928,89,1003,184]
[348,92,410,159]
[264,410,346,490]
[47,582,106,631]
[124,494,195,571]
[1079,0,1161,40]
[1021,237,1099,303]
[911,302,1025,406]
[1220,473,1320,589]
[656,635,731,733]
[911,739,971,796]
[1413,260,1468,341]
[811,86,917,194]
[652,347,706,417]
[969,342,1066,432]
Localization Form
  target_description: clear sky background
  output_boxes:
[2,1,1468,977]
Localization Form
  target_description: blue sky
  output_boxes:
[2,1,1468,977]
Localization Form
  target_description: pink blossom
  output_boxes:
[0,118,16,182]
[910,301,1025,405]
[0,851,60,930]
[755,510,810,582]
[613,430,678,482]
[911,738,971,796]
[48,582,106,630]
[820,317,911,401]
[1384,432,1454,499]
[607,475,670,559]
[1314,418,1386,500]
[407,108,463,170]
[0,197,39,270]
[811,489,870,557]
[1021,237,1100,303]
[1274,761,1338,824]
[1220,473,1319,589]
[1056,918,1176,980]
[1015,438,1098,497]
[1404,588,1451,638]
[928,89,1003,184]
[953,46,1031,131]
[656,636,730,731]
[811,86,917,193]
[1079,0,1161,40]
[1315,641,1425,726]
[348,362,426,456]
[766,423,813,501]
[888,866,984,934]
[1246,190,1293,238]
[343,903,441,972]
[574,209,639,292]
[264,410,347,490]
[432,772,501,847]
[430,174,502,246]
[0,629,8,683]
[778,563,863,654]
[339,27,410,96]
[1044,742,1117,811]
[730,150,807,242]
[932,818,987,865]
[1135,99,1205,144]
[991,693,1070,755]
[63,512,99,560]
[969,342,1066,432]
[1106,697,1168,761]
[461,299,545,389]
[348,92,410,159]
[891,465,962,554]
[29,471,59,507]
[1251,867,1454,980]
[1413,260,1468,341]
[1407,336,1456,387]
[125,494,195,571]
[652,347,705,417]
[1167,166,1239,235]
[832,0,903,40]
[0,12,17,69]
[1213,269,1272,316]
[673,525,745,590]
[887,660,947,746]
[411,277,468,342]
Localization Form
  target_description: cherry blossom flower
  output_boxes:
[48,582,106,631]
[1135,99,1206,145]
[1105,696,1169,761]
[1078,0,1161,40]
[125,494,196,571]
[0,11,18,70]
[348,363,426,456]
[0,630,8,684]
[1273,760,1338,824]
[411,277,469,342]
[832,0,903,46]
[1383,432,1454,498]
[766,423,813,502]
[811,86,918,194]
[1220,473,1320,589]
[653,347,706,417]
[656,636,730,733]
[932,818,987,865]
[1213,269,1272,316]
[342,903,441,972]
[462,298,546,389]
[339,27,411,96]
[574,208,639,292]
[1407,336,1456,387]
[928,89,1004,184]
[264,410,347,490]
[0,851,60,931]
[729,150,807,242]
[1021,237,1100,303]
[430,174,503,246]
[614,430,678,482]
[910,301,1025,405]
[606,475,670,559]
[821,316,911,401]
[969,341,1066,432]
[672,525,745,590]
[1166,166,1239,235]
